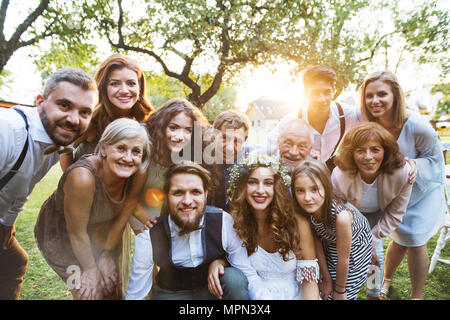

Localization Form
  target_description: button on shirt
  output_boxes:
[125,211,272,300]
[264,101,362,162]
[0,106,61,227]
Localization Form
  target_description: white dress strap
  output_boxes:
[296,259,320,283]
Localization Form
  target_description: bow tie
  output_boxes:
[43,144,75,155]
[178,225,204,237]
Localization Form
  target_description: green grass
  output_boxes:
[15,164,450,300]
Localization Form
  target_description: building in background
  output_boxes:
[246,98,292,144]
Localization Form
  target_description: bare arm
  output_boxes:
[93,168,151,250]
[313,231,332,299]
[333,209,353,300]
[295,215,319,300]
[63,167,103,300]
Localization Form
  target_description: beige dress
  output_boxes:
[34,155,130,298]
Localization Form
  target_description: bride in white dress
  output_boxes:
[208,156,320,300]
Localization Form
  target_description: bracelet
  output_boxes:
[333,287,347,294]
[334,283,346,290]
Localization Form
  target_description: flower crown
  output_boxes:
[227,155,291,201]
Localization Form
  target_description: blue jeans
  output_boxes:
[152,267,249,300]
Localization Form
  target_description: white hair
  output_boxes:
[96,118,151,169]
[277,118,314,145]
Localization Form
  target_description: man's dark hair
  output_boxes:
[163,161,212,194]
[43,67,97,99]
[302,65,337,89]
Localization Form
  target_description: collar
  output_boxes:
[15,105,54,145]
[302,101,340,123]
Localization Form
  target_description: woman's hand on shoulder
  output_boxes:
[404,157,417,185]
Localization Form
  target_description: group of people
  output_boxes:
[0,54,446,301]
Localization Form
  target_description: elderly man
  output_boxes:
[125,161,272,300]
[0,68,97,299]
[277,118,314,172]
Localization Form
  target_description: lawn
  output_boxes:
[15,163,450,300]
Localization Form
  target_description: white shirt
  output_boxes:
[125,211,272,300]
[360,178,381,213]
[0,106,60,226]
[264,101,362,162]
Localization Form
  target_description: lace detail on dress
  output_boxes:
[249,247,300,299]
[296,259,320,283]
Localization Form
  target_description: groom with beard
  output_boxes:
[125,161,272,300]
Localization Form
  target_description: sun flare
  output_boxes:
[235,63,306,113]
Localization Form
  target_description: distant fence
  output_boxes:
[0,100,34,108]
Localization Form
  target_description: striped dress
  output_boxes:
[310,200,372,300]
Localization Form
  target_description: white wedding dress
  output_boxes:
[249,246,319,300]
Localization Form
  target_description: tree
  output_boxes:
[13,0,449,107]
[202,87,237,123]
[0,0,50,73]
[276,0,449,97]
[146,71,238,123]
[432,83,450,116]
[81,0,305,108]
[0,0,92,74]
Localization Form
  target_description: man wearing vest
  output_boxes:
[0,68,98,299]
[125,161,272,300]
[265,65,361,170]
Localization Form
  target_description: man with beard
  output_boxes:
[0,68,97,299]
[125,161,272,300]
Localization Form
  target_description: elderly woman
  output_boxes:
[332,121,413,299]
[34,118,150,299]
[359,70,446,300]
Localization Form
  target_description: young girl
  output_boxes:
[292,160,372,300]
[208,155,319,300]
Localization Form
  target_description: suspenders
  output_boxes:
[0,108,29,190]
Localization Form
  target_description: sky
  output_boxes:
[0,0,448,111]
